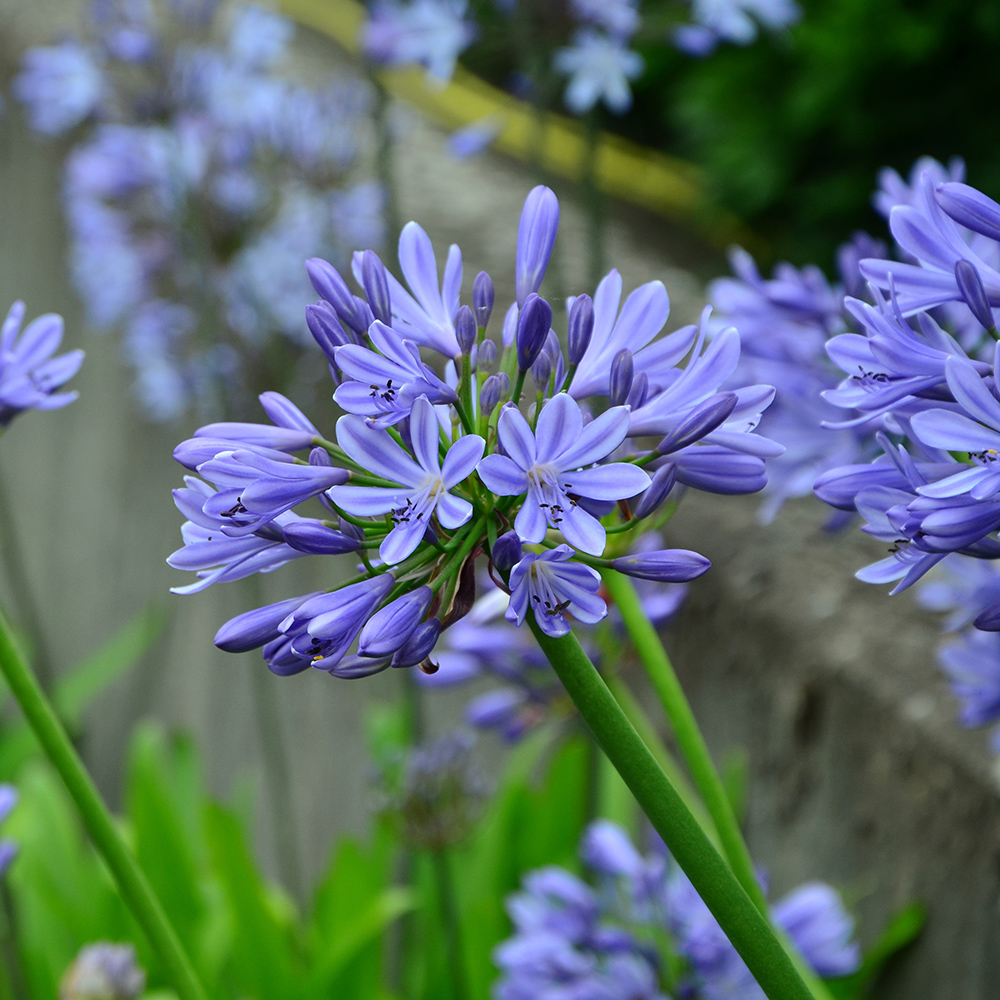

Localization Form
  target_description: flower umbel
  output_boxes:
[171,185,778,679]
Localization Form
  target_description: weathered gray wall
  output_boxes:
[1,4,999,996]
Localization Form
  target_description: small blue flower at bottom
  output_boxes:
[0,784,18,878]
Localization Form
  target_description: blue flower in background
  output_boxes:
[14,41,105,134]
[553,29,644,116]
[674,0,801,56]
[362,0,477,82]
[0,302,84,430]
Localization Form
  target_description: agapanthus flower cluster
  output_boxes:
[169,184,778,683]
[493,819,860,1000]
[0,302,83,431]
[673,0,802,57]
[15,0,380,420]
[805,156,1000,748]
[706,234,891,523]
[0,785,16,879]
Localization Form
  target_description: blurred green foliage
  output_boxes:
[633,0,1000,265]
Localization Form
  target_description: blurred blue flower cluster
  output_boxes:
[14,0,383,421]
[495,819,859,999]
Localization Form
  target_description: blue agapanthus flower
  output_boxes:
[0,302,84,430]
[361,0,477,83]
[553,29,644,116]
[170,185,778,679]
[15,0,379,421]
[495,819,859,1000]
[673,0,801,56]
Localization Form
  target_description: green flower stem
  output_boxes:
[0,606,208,1000]
[529,620,814,1000]
[601,568,767,912]
[601,570,833,1000]
[603,674,719,851]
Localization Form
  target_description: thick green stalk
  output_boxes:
[0,607,208,1000]
[601,570,833,1000]
[431,848,470,1000]
[529,620,814,1000]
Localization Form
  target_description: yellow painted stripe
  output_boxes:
[279,0,757,251]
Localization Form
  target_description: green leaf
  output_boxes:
[720,747,750,828]
[53,605,166,729]
[826,902,926,999]
[203,801,301,1000]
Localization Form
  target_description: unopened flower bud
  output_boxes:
[626,371,648,410]
[516,293,552,371]
[392,618,442,667]
[339,516,365,542]
[60,943,146,1000]
[531,350,552,390]
[491,530,522,577]
[478,339,498,370]
[359,587,433,658]
[214,593,323,653]
[473,271,495,328]
[479,373,507,416]
[609,349,634,406]
[567,295,594,367]
[306,302,354,359]
[455,305,477,354]
[955,259,995,331]
[361,250,392,325]
[305,257,366,334]
[632,464,676,519]
[611,549,711,582]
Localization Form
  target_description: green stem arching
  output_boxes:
[528,620,814,1000]
[0,607,208,1000]
[600,571,834,1000]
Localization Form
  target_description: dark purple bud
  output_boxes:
[568,295,594,365]
[358,586,433,658]
[609,349,634,407]
[626,372,648,410]
[392,618,442,668]
[339,516,365,542]
[215,593,322,653]
[305,258,366,335]
[473,271,495,328]
[491,530,522,577]
[975,600,1000,631]
[361,250,392,325]
[531,350,552,390]
[478,339,498,370]
[955,259,995,330]
[455,305,476,354]
[516,185,560,305]
[611,549,711,582]
[632,464,677,519]
[282,520,361,555]
[657,392,739,455]
[479,374,506,415]
[306,302,354,359]
[937,182,1000,242]
[516,293,552,372]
